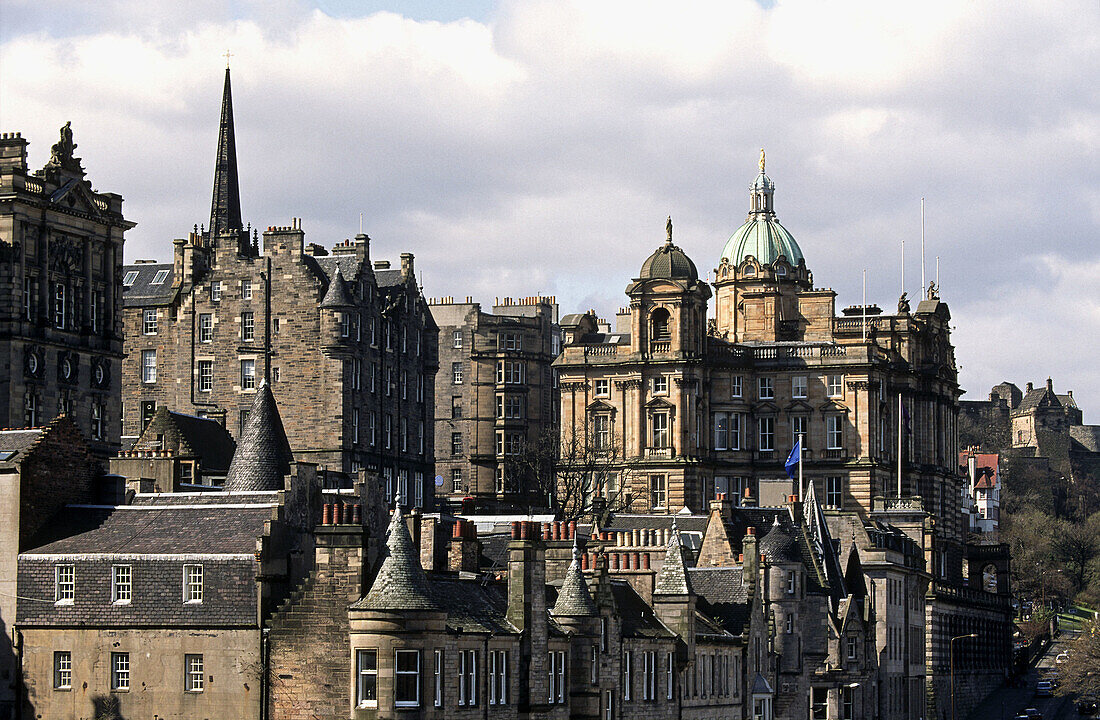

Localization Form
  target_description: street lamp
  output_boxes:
[951,633,979,720]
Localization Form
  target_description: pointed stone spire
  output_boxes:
[654,520,692,595]
[355,497,439,611]
[552,538,598,617]
[209,67,244,242]
[223,381,294,491]
[320,267,355,308]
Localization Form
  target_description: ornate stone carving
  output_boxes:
[45,122,84,174]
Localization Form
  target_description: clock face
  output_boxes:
[95,364,105,384]
[27,353,38,375]
[61,358,72,379]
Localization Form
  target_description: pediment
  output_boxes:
[50,178,102,217]
[753,401,779,414]
[586,399,616,414]
[644,397,676,411]
[818,400,849,413]
[785,400,814,413]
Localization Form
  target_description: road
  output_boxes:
[967,632,1082,720]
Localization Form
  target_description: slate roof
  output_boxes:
[375,269,404,288]
[1070,425,1100,453]
[319,267,355,308]
[223,382,294,492]
[0,428,44,466]
[654,524,692,596]
[353,504,440,611]
[610,581,675,638]
[134,408,236,474]
[428,577,518,634]
[759,516,800,562]
[1017,386,1062,413]
[121,262,175,307]
[688,566,751,635]
[129,491,279,507]
[551,544,598,617]
[22,503,274,555]
[315,254,364,286]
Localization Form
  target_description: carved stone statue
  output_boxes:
[897,292,910,314]
[46,121,83,173]
[666,216,673,244]
[927,280,938,300]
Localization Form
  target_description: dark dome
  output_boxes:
[639,241,699,281]
[758,517,800,563]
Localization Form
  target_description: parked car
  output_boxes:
[1056,652,1069,663]
[1077,697,1099,715]
[1035,681,1055,697]
[1016,709,1043,720]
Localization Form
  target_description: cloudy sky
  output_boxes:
[3,0,1098,418]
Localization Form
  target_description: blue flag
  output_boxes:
[785,440,801,480]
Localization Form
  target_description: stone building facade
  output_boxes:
[554,156,1012,719]
[120,69,437,497]
[430,296,560,509]
[0,125,132,458]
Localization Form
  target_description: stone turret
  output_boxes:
[223,381,294,491]
[652,522,696,659]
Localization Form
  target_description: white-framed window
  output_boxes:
[54,651,72,689]
[54,282,66,329]
[401,370,407,399]
[713,412,729,450]
[846,636,857,660]
[826,476,843,509]
[787,570,796,595]
[489,649,508,705]
[666,651,674,700]
[731,375,743,398]
[352,409,360,445]
[459,649,477,706]
[451,432,463,456]
[151,269,170,285]
[792,375,807,398]
[453,330,463,348]
[650,474,666,510]
[240,359,256,390]
[210,280,222,302]
[123,270,138,287]
[198,360,213,392]
[754,697,773,720]
[356,649,377,707]
[651,413,669,448]
[395,649,420,708]
[415,471,424,507]
[340,312,351,338]
[451,468,463,493]
[791,415,807,448]
[242,311,254,341]
[556,650,566,703]
[828,374,844,397]
[593,414,611,451]
[183,564,203,603]
[452,362,463,384]
[55,564,75,604]
[401,417,408,452]
[433,649,443,707]
[622,650,632,700]
[499,395,524,420]
[642,650,657,701]
[143,308,157,334]
[758,376,774,400]
[184,654,203,692]
[500,332,521,351]
[199,313,213,342]
[652,376,668,394]
[111,652,129,691]
[594,379,609,397]
[241,278,253,299]
[605,689,614,720]
[758,417,774,452]
[112,565,132,604]
[826,415,843,450]
[141,350,157,383]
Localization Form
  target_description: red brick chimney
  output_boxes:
[448,519,480,573]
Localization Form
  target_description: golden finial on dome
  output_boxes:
[666,215,673,244]
[759,148,766,173]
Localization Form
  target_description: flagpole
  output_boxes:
[921,198,926,295]
[897,393,903,498]
[799,435,804,501]
[862,269,867,342]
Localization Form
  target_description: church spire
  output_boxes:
[209,66,244,244]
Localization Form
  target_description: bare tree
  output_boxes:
[1056,619,1100,700]
[505,424,639,524]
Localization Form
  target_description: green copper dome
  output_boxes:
[639,216,699,281]
[720,153,804,267]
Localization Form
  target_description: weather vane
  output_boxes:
[224,49,233,69]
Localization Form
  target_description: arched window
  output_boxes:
[651,308,670,341]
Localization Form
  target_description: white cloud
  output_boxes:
[2,0,1098,418]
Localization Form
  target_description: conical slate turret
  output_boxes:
[355,497,439,611]
[209,67,244,242]
[654,521,692,595]
[552,539,597,617]
[320,268,355,308]
[223,382,293,491]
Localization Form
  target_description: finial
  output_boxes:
[671,517,678,534]
[223,49,233,69]
[759,148,766,174]
[666,216,673,244]
[572,535,581,561]
[394,487,403,507]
